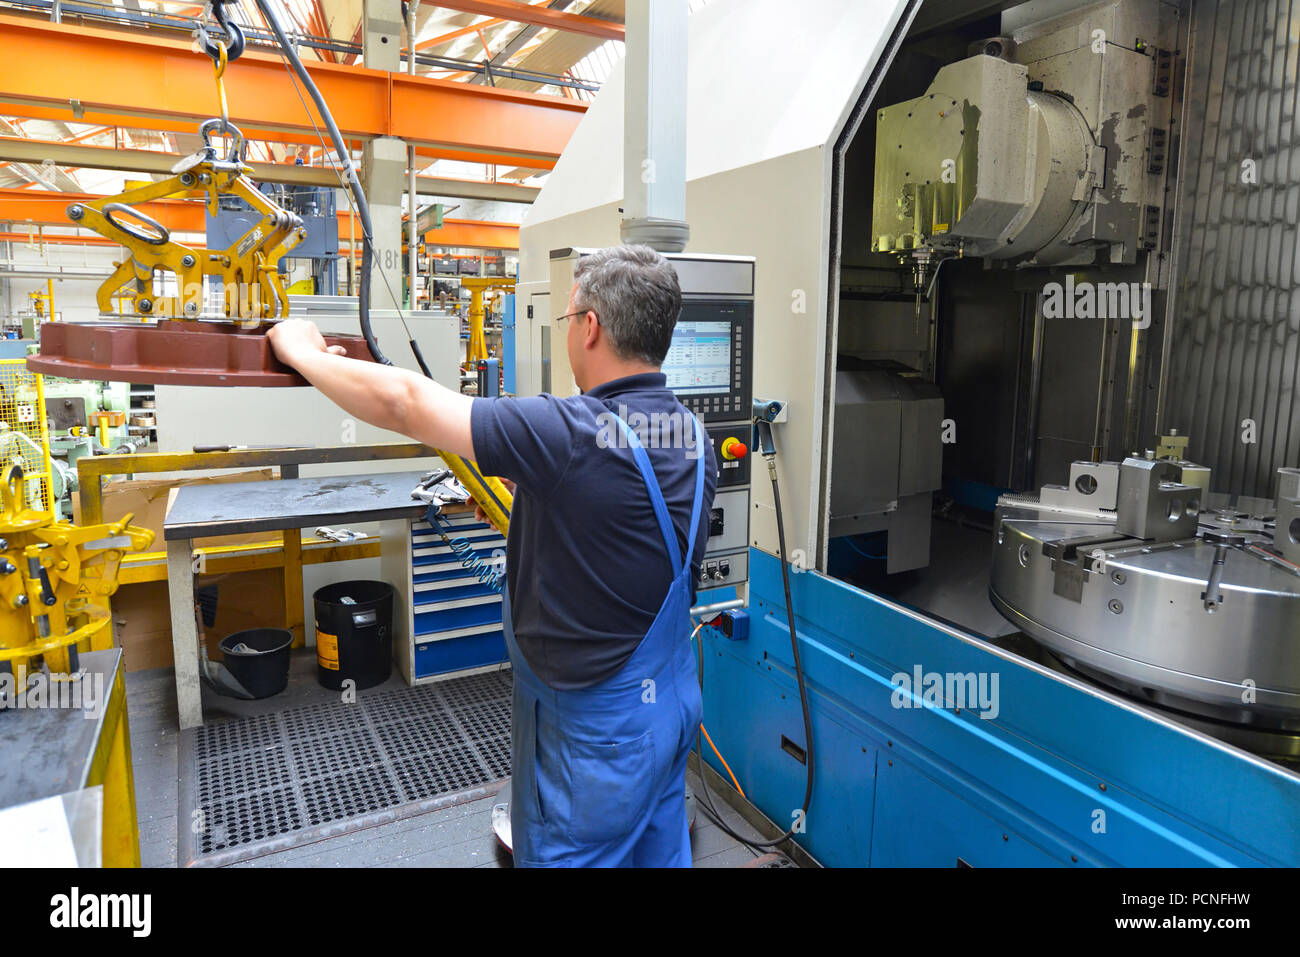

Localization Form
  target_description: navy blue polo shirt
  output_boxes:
[470,372,718,690]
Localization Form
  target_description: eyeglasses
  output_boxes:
[554,309,599,325]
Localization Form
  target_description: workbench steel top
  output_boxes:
[163,469,431,540]
[0,649,120,810]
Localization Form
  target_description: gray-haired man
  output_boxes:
[270,244,718,867]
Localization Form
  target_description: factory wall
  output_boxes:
[2,240,122,322]
[1165,0,1300,499]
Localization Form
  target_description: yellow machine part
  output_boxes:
[460,276,516,366]
[0,464,154,673]
[440,453,512,536]
[70,154,305,321]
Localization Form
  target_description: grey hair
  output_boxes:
[572,244,682,365]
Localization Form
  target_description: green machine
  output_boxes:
[40,377,136,519]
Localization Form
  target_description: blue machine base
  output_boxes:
[697,549,1300,867]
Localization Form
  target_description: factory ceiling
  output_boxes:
[0,1,711,202]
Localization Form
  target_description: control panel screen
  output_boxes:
[664,300,751,422]
[664,320,732,395]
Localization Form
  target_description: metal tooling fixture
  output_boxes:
[873,0,1176,292]
[65,121,307,322]
[991,459,1300,730]
[0,464,152,690]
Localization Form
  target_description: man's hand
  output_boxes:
[469,479,515,524]
[263,318,477,461]
[268,318,347,368]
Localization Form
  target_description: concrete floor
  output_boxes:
[125,655,765,868]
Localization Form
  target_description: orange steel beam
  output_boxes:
[0,189,520,249]
[418,220,518,249]
[308,0,338,64]
[0,109,557,170]
[0,15,584,166]
[344,19,365,66]
[0,189,204,234]
[410,0,562,51]
[421,1,623,40]
[0,137,543,200]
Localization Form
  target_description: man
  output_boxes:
[269,244,717,867]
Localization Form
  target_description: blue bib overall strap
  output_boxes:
[505,412,707,867]
[623,416,706,579]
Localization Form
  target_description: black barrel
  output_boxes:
[313,580,394,690]
[218,628,292,699]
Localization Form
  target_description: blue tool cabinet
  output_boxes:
[381,509,509,685]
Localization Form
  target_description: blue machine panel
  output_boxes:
[872,758,1063,867]
[698,549,1300,867]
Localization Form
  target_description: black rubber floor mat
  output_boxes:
[178,670,512,866]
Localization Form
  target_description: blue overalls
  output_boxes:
[505,413,706,867]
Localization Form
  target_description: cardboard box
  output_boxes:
[113,567,288,672]
[74,468,280,550]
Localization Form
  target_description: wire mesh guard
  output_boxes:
[187,669,512,861]
[0,360,53,513]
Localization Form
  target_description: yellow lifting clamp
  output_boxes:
[0,464,153,676]
[67,119,306,321]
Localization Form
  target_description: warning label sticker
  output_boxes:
[316,630,339,670]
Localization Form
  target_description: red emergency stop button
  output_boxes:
[721,436,748,461]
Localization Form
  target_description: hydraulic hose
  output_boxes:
[253,0,387,367]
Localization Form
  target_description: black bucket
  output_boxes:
[218,628,293,699]
[313,580,394,691]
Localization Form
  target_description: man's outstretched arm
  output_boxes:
[268,319,475,459]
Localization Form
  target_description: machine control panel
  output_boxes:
[663,300,753,423]
[660,264,754,590]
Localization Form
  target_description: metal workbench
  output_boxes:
[163,470,429,729]
[0,649,140,866]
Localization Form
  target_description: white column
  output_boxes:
[362,0,402,72]
[362,136,407,311]
[620,0,690,252]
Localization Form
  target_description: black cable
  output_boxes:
[693,431,815,853]
[253,0,389,368]
[253,5,513,534]
[256,2,453,387]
